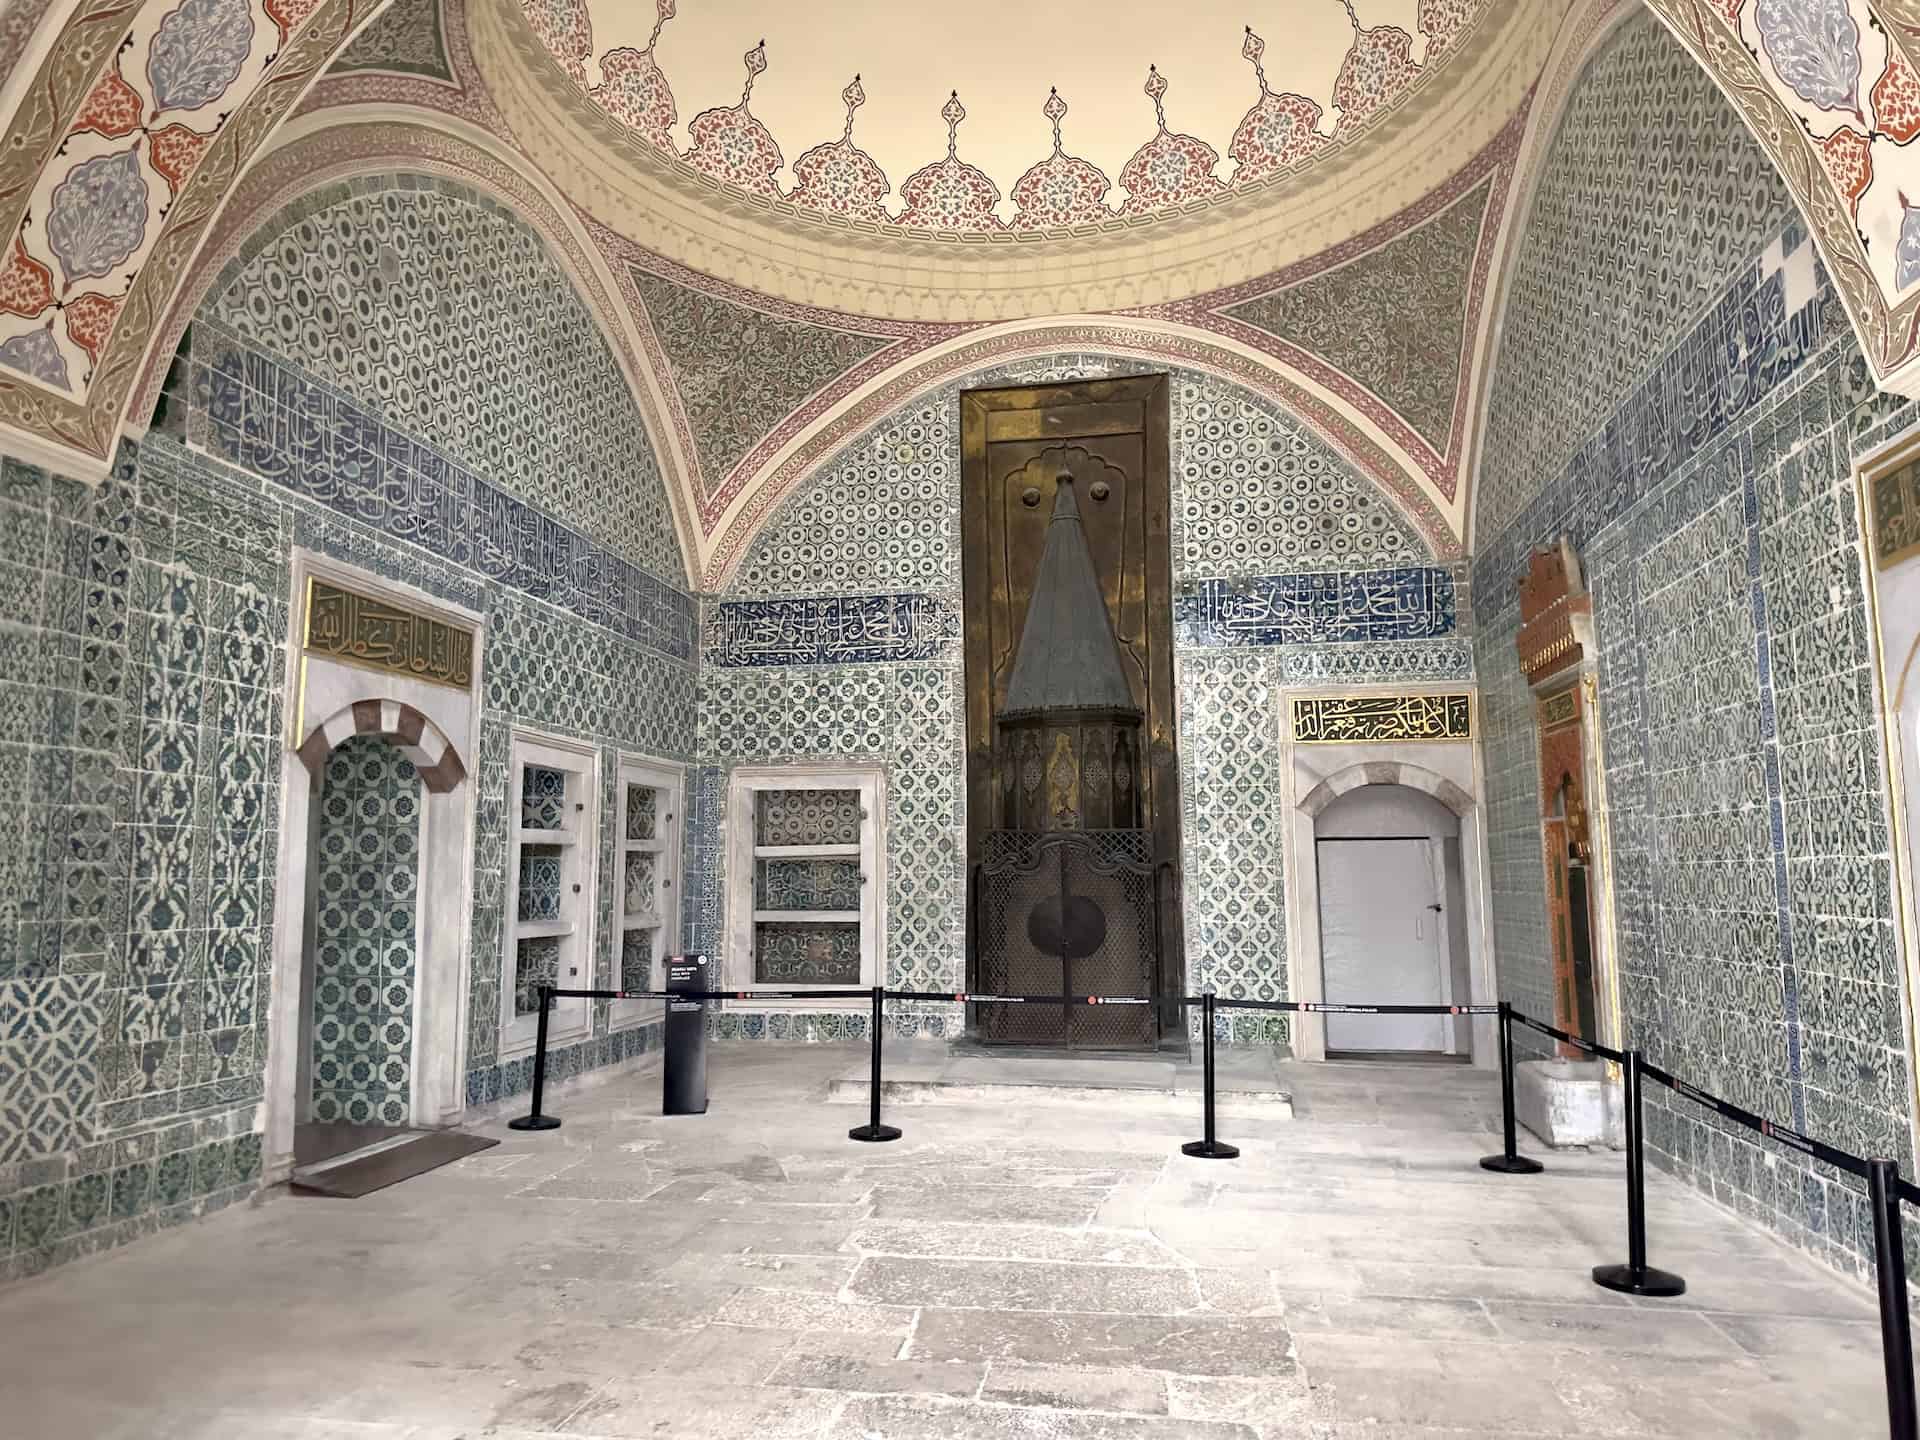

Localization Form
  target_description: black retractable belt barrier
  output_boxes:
[1591,1049,1686,1298]
[1480,1001,1543,1175]
[849,985,902,1144]
[507,985,563,1131]
[1634,1055,1915,1437]
[1181,993,1238,1161]
[1868,1159,1919,1440]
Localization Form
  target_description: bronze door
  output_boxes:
[959,377,1182,1036]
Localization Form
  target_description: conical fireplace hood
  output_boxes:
[1000,475,1139,719]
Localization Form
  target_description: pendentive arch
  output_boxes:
[129,108,702,587]
[700,315,1458,589]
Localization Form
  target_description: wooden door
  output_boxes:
[959,376,1182,1016]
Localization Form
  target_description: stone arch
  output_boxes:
[1299,761,1474,820]
[296,700,466,793]
[704,315,1453,587]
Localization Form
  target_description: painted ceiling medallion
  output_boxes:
[1330,2,1422,135]
[525,0,594,83]
[591,0,677,150]
[1118,66,1224,215]
[1228,27,1330,185]
[148,0,257,115]
[1010,89,1111,230]
[897,92,1004,233]
[683,39,784,197]
[789,75,892,224]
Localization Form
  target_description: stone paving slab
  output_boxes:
[0,1044,1895,1438]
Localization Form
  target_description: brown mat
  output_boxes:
[293,1122,410,1168]
[291,1132,499,1198]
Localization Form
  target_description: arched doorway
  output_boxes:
[1314,784,1471,1058]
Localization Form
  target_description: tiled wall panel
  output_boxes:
[0,175,692,1280]
[1474,12,1914,1280]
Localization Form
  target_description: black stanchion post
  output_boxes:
[507,985,562,1132]
[1182,993,1239,1161]
[1480,1001,1543,1175]
[1593,1048,1684,1297]
[1868,1158,1918,1440]
[849,985,901,1143]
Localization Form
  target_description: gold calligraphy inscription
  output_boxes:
[1872,458,1920,569]
[1539,689,1578,730]
[1293,693,1472,744]
[304,579,474,690]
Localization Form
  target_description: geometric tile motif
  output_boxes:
[1475,12,1796,546]
[206,178,682,583]
[1223,176,1492,452]
[729,363,1430,599]
[1176,651,1290,1046]
[310,737,419,1127]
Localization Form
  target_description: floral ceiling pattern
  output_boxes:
[517,0,1492,234]
[1644,0,1920,393]
[0,0,328,397]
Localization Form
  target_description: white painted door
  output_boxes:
[1318,838,1447,1052]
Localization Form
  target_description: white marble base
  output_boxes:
[1517,1058,1624,1150]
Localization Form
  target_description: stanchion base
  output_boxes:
[507,1115,561,1132]
[848,1123,902,1143]
[1181,1140,1240,1160]
[1591,1262,1686,1297]
[1479,1153,1544,1175]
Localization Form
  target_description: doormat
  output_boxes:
[291,1132,499,1198]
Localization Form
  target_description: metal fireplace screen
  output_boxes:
[972,831,1159,1048]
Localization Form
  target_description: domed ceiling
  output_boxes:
[475,0,1544,320]
[521,0,1487,231]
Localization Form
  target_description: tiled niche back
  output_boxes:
[310,736,420,1127]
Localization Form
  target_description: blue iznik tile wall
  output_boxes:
[705,359,1473,1045]
[0,172,693,1280]
[310,736,420,1126]
[1473,11,1915,1280]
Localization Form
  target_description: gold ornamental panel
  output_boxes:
[1293,693,1472,744]
[304,579,475,690]
[1872,458,1920,569]
[1538,689,1578,730]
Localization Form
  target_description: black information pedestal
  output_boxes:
[663,954,710,1116]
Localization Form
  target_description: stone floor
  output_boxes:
[0,1045,1896,1438]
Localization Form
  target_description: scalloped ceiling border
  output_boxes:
[467,0,1553,322]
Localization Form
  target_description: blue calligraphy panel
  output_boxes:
[1175,567,1457,648]
[705,594,959,667]
[199,332,694,662]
